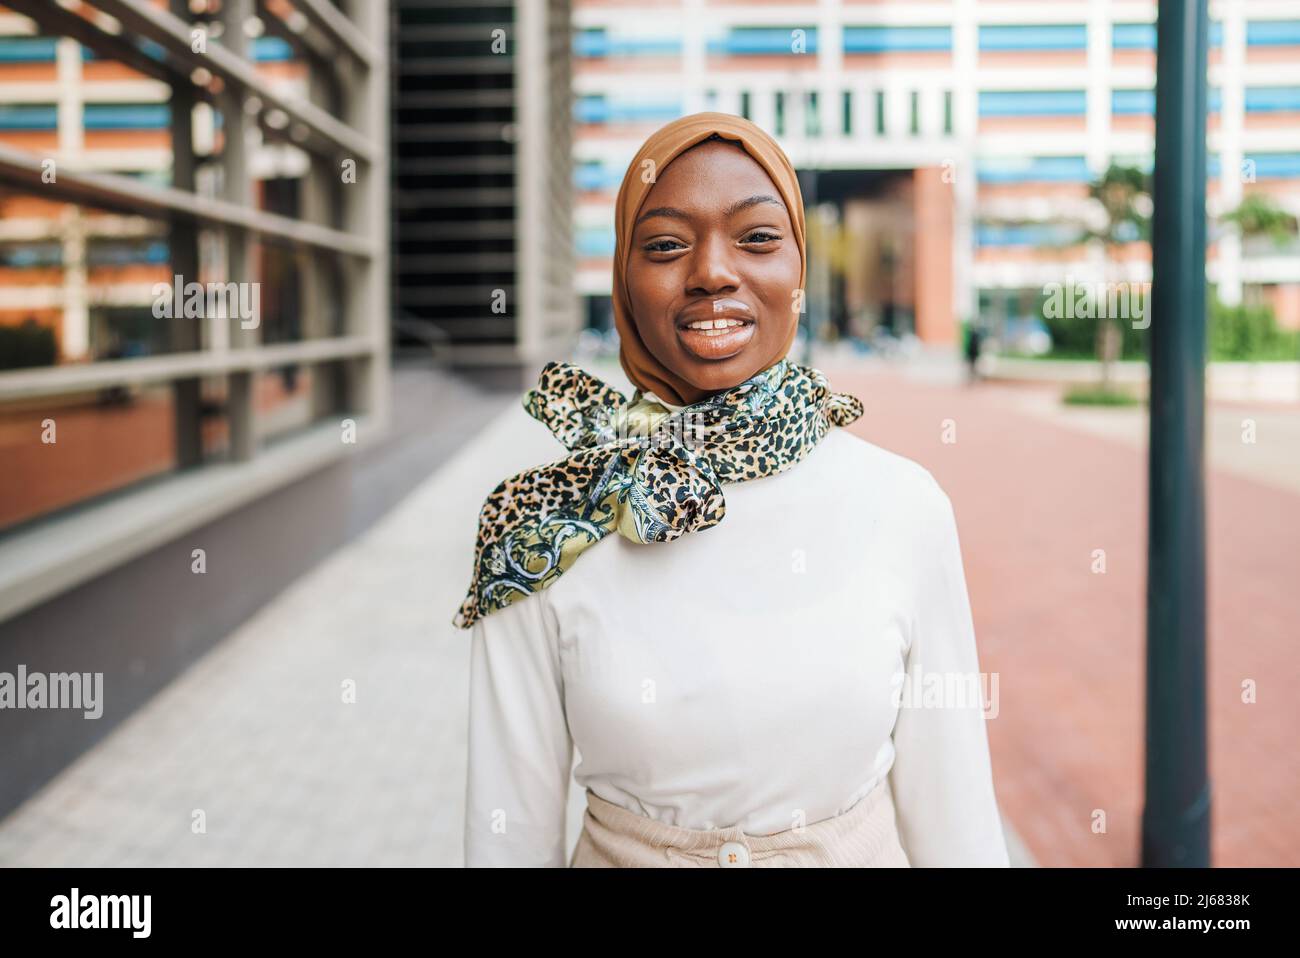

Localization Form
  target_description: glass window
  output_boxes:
[0,104,58,131]
[978,90,1087,116]
[843,26,952,54]
[0,240,61,268]
[711,27,818,56]
[1245,20,1300,46]
[0,36,59,63]
[83,103,171,131]
[0,383,190,534]
[90,306,172,360]
[979,24,1087,51]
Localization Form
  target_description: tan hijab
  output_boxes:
[613,112,806,408]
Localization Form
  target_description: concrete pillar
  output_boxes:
[914,166,955,344]
[221,0,257,463]
[56,37,88,361]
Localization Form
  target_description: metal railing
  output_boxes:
[0,0,390,621]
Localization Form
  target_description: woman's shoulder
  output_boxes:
[817,429,948,509]
[815,432,960,580]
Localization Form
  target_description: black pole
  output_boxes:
[1143,0,1210,867]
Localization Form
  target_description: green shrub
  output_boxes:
[1035,287,1150,360]
[1063,385,1142,406]
[1207,298,1300,361]
[1031,290,1299,362]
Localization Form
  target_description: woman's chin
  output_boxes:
[674,351,764,394]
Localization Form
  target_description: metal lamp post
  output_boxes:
[1143,0,1211,868]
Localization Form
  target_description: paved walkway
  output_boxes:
[0,366,563,867]
[976,377,1300,497]
[818,354,1299,867]
[3,350,1291,866]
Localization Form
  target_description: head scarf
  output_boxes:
[613,112,806,407]
[452,114,864,631]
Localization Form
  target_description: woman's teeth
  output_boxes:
[684,319,749,336]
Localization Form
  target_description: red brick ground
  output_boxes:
[823,363,1299,867]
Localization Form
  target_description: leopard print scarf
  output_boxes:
[452,357,864,629]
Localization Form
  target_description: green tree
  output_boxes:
[1080,164,1152,390]
[1219,193,1299,307]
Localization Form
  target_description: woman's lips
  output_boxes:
[675,298,756,361]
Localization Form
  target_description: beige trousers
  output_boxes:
[569,777,911,868]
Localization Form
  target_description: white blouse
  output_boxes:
[463,391,1011,867]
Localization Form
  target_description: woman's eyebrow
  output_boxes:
[635,194,786,228]
[724,194,786,218]
[635,206,689,227]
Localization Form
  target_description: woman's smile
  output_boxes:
[675,298,757,360]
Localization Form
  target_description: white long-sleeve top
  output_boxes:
[463,399,1010,868]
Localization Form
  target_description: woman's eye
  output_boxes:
[644,239,685,253]
[743,231,781,245]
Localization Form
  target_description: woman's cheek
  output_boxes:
[631,267,672,315]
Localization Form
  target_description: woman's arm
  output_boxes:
[889,473,1011,867]
[464,588,574,867]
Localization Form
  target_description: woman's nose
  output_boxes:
[685,233,741,295]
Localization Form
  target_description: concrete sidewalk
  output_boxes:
[0,355,1041,866]
[984,380,1300,496]
[0,367,562,866]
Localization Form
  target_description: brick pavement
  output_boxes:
[819,357,1299,867]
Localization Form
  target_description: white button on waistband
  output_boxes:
[718,841,750,867]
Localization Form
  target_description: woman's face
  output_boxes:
[626,140,802,396]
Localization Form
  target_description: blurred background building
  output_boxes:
[569,0,1300,357]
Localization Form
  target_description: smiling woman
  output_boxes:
[459,113,1011,870]
[628,142,796,374]
[616,121,806,404]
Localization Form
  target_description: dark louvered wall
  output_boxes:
[390,0,577,378]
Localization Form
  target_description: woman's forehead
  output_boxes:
[641,144,787,210]
[662,138,763,178]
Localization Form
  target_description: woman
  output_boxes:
[456,113,1010,868]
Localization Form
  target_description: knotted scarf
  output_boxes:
[452,358,864,629]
